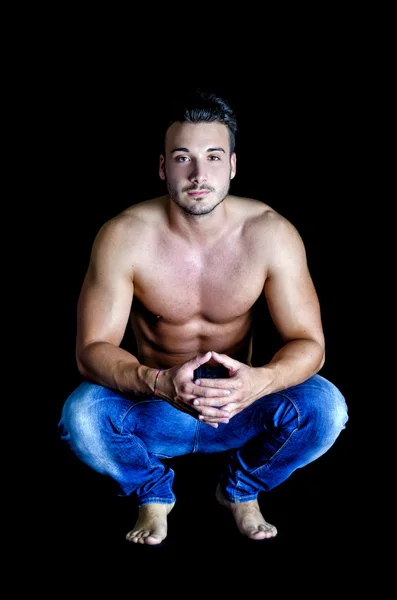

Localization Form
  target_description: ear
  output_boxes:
[230,152,237,179]
[159,154,166,180]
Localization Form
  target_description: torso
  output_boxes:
[120,195,275,368]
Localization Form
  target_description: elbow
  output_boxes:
[76,358,88,379]
[317,344,326,371]
[75,346,91,379]
[76,356,86,379]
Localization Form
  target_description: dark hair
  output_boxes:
[162,88,238,154]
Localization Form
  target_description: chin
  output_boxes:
[186,203,217,216]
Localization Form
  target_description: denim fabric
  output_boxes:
[58,367,348,506]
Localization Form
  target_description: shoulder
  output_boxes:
[93,196,166,251]
[228,196,307,273]
[230,195,302,246]
[86,198,166,275]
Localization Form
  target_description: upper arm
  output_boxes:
[263,217,325,349]
[76,218,135,353]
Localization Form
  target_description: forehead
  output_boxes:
[165,121,230,153]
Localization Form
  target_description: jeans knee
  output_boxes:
[293,376,348,448]
[331,386,349,434]
[58,382,104,445]
[58,383,114,472]
[313,380,348,444]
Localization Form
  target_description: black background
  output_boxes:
[33,52,373,586]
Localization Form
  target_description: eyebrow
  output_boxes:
[170,147,226,154]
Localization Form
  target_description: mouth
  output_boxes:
[186,189,211,197]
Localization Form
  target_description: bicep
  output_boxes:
[76,225,135,350]
[263,225,324,347]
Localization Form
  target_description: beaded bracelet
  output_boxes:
[153,368,162,397]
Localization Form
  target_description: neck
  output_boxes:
[167,196,230,245]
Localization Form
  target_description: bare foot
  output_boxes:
[126,502,175,545]
[216,484,277,540]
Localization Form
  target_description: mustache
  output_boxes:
[183,185,214,192]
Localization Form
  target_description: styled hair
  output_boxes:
[162,88,238,154]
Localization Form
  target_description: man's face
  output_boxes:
[159,121,236,216]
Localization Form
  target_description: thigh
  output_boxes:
[197,374,347,453]
[59,380,199,458]
[122,394,199,457]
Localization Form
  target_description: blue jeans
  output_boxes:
[58,367,348,506]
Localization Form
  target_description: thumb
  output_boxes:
[191,351,212,368]
[211,351,240,374]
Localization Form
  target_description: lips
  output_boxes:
[187,189,211,196]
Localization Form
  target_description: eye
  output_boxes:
[175,156,189,163]
[208,155,221,161]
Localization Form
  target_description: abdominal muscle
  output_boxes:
[129,310,254,369]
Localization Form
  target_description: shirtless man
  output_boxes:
[58,89,348,545]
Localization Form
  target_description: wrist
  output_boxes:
[151,367,171,400]
[135,365,159,395]
[253,365,276,398]
[153,368,162,397]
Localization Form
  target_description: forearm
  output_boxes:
[257,339,325,396]
[77,341,157,394]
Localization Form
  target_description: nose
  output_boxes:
[189,160,207,185]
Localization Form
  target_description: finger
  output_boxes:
[199,415,229,424]
[211,351,240,372]
[195,405,230,418]
[191,383,231,398]
[190,352,212,369]
[193,397,232,409]
[194,377,232,389]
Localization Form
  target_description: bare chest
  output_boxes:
[133,239,265,324]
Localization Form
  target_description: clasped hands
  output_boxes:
[159,350,266,429]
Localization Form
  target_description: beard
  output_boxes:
[166,176,232,216]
